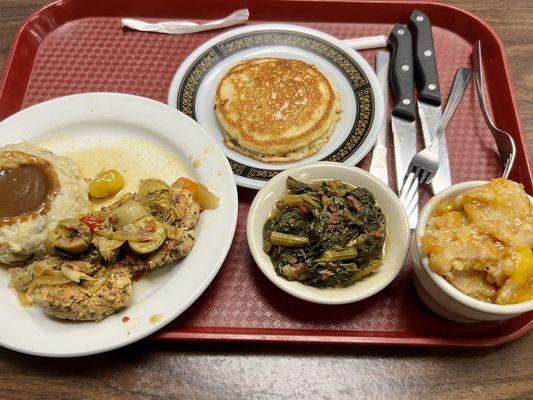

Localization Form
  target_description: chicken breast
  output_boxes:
[171,186,200,230]
[33,264,132,321]
[8,267,34,292]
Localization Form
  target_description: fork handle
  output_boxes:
[473,41,497,129]
[430,67,472,148]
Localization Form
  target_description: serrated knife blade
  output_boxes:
[390,117,418,228]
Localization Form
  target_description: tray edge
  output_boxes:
[0,0,531,348]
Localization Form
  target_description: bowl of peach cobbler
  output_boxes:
[412,178,533,323]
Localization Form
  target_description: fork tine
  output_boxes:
[399,175,418,216]
[403,176,419,210]
[405,191,419,216]
[399,172,415,200]
[418,170,429,185]
[421,169,435,185]
[425,171,437,184]
[401,172,418,200]
[403,184,418,216]
[502,156,512,179]
[404,166,420,188]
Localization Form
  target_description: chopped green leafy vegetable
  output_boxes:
[263,177,386,288]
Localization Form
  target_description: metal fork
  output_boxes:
[473,40,516,178]
[399,67,472,215]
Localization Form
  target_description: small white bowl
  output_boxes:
[413,180,533,323]
[247,162,410,304]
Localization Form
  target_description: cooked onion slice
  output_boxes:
[79,273,109,295]
[60,265,96,283]
[31,263,53,277]
[17,291,32,307]
[27,271,72,295]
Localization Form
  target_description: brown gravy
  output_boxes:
[0,152,59,224]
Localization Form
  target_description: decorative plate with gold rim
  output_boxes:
[168,24,385,189]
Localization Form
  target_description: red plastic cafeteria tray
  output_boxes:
[1,0,532,347]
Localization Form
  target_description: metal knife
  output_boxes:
[369,51,390,184]
[388,24,418,229]
[409,10,451,194]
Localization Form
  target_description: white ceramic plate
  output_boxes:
[247,162,410,304]
[168,24,385,189]
[0,93,238,357]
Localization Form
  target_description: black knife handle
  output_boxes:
[409,10,442,106]
[388,24,416,121]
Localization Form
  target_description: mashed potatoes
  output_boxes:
[0,143,89,265]
[421,178,533,304]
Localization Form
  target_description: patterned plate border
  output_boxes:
[176,30,375,181]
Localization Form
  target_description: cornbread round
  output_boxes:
[215,58,341,162]
[0,143,89,265]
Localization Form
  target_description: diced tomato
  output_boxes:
[80,215,104,233]
[297,204,308,214]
